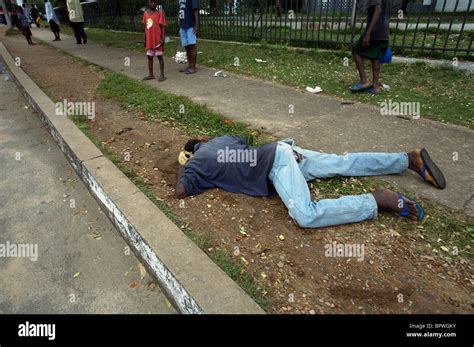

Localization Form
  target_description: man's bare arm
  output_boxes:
[193,8,199,34]
[176,166,188,199]
[363,4,381,47]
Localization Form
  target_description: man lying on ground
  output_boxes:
[175,136,446,228]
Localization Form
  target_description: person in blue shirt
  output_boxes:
[176,136,446,229]
[178,0,199,74]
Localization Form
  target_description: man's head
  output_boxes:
[31,4,36,8]
[184,139,202,154]
[178,138,212,166]
[147,0,157,10]
[178,139,201,166]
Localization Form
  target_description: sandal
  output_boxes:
[364,87,382,95]
[397,192,424,221]
[350,82,372,92]
[420,148,446,189]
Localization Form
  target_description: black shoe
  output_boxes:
[76,41,82,44]
[83,38,87,44]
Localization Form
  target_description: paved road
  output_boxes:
[0,68,175,314]
[26,29,474,217]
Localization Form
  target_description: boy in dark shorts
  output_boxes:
[45,0,61,41]
[351,0,390,94]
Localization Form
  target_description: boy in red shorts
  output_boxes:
[143,0,167,81]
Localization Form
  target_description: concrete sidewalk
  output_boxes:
[0,69,175,314]
[29,29,474,216]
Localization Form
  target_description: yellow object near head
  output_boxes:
[178,151,193,166]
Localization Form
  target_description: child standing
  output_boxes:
[18,6,34,45]
[143,0,167,81]
[45,0,61,41]
[351,0,390,94]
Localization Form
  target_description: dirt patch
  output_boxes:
[4,35,472,314]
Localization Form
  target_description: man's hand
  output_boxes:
[362,32,371,48]
[176,166,188,199]
[193,25,198,35]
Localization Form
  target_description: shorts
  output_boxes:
[179,27,197,47]
[146,48,164,57]
[49,19,60,33]
[352,37,388,60]
[21,26,32,37]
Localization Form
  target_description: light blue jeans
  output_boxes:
[268,140,409,228]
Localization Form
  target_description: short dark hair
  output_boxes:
[184,139,201,154]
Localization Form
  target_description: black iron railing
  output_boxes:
[81,0,473,57]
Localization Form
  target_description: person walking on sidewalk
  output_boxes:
[176,136,446,229]
[66,0,87,44]
[178,0,199,74]
[351,0,390,94]
[21,3,31,27]
[45,0,61,41]
[18,6,35,45]
[29,4,40,28]
[12,6,22,32]
[142,0,167,81]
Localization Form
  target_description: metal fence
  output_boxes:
[83,0,474,56]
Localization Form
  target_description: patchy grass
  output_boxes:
[69,112,269,311]
[312,176,473,262]
[79,28,473,129]
[95,70,473,263]
[5,28,20,36]
[97,72,266,144]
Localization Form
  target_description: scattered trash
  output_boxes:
[255,58,267,63]
[129,280,139,289]
[278,234,285,241]
[306,86,322,94]
[164,36,172,43]
[389,229,401,237]
[174,51,188,64]
[214,70,227,77]
[4,75,10,81]
[73,272,81,278]
[239,226,248,236]
[197,51,203,54]
[116,127,133,135]
[139,263,147,280]
[382,83,391,90]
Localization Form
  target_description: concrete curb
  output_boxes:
[0,42,264,314]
